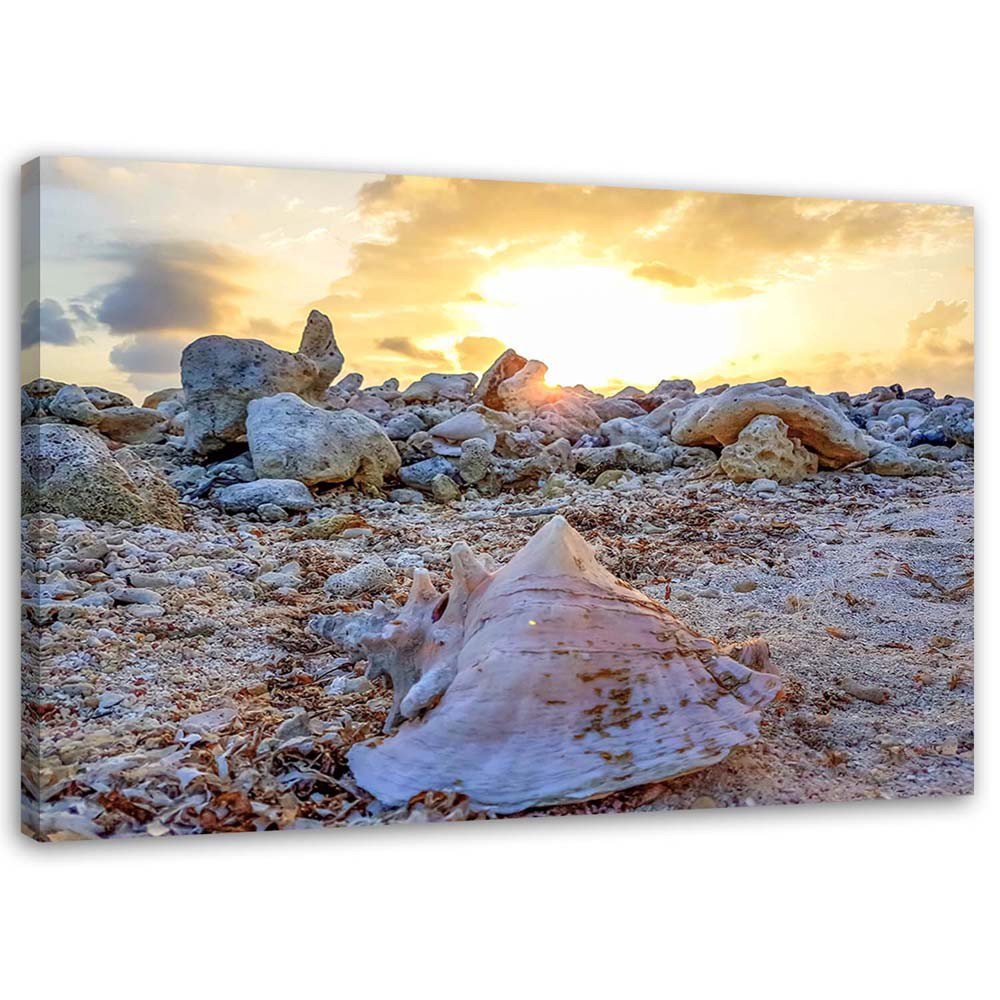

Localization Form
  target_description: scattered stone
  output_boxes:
[324,556,393,598]
[594,469,628,488]
[867,445,946,477]
[97,406,168,444]
[457,437,492,484]
[398,457,460,492]
[430,473,460,503]
[217,479,315,513]
[257,502,290,522]
[388,488,425,505]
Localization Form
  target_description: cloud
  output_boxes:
[109,334,189,374]
[905,299,972,360]
[375,336,449,366]
[21,299,78,347]
[631,263,697,287]
[454,335,508,372]
[712,284,762,300]
[243,317,285,340]
[91,240,249,335]
[308,175,970,386]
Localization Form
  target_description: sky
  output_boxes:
[21,156,975,401]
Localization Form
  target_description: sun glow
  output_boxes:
[466,264,749,391]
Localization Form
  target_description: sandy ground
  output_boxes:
[21,463,974,840]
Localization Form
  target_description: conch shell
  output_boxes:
[323,516,780,814]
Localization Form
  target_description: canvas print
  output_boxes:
[20,158,974,841]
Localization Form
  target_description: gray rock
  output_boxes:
[672,446,718,469]
[217,479,315,513]
[181,310,344,453]
[276,709,312,741]
[866,445,946,477]
[257,502,290,522]
[20,389,34,422]
[48,384,102,426]
[599,416,663,452]
[324,556,393,598]
[457,437,492,484]
[430,473,460,503]
[113,587,163,605]
[571,443,668,478]
[21,423,183,528]
[385,412,426,440]
[246,393,400,490]
[388,488,425,505]
[398,456,460,492]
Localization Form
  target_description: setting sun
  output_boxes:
[463,264,749,391]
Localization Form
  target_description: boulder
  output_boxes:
[719,415,819,484]
[23,378,66,402]
[430,473,460,503]
[671,381,869,467]
[142,387,184,409]
[48,384,102,426]
[457,438,492,484]
[599,416,663,452]
[473,349,528,409]
[216,478,316,513]
[181,310,344,453]
[592,397,646,421]
[866,446,947,477]
[21,423,183,528]
[496,360,556,411]
[245,392,400,490]
[385,412,426,441]
[97,406,168,444]
[83,386,134,409]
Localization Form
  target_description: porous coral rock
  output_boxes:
[719,415,819,485]
[21,423,182,528]
[671,380,869,468]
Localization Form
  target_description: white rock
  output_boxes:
[246,392,400,489]
[324,556,393,598]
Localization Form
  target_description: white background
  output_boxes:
[2,3,993,997]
